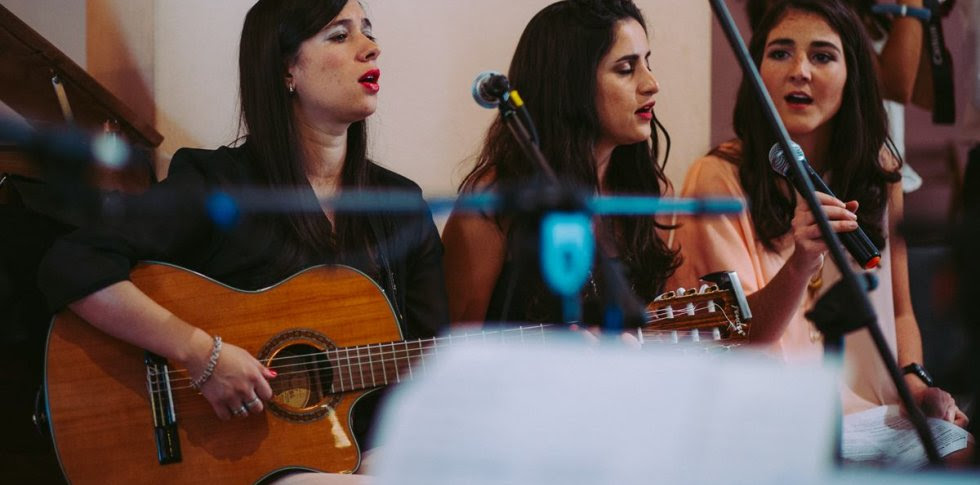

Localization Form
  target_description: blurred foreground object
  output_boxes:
[373,340,839,484]
[372,340,980,483]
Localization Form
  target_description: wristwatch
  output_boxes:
[902,362,935,387]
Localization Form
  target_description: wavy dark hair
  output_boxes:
[747,0,887,37]
[725,0,901,251]
[239,0,372,265]
[459,0,678,300]
[747,0,958,37]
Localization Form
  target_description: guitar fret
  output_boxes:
[417,339,426,376]
[358,345,367,389]
[335,349,346,393]
[379,343,389,385]
[367,343,377,387]
[344,347,357,391]
[347,346,357,390]
[391,342,401,384]
[404,342,414,381]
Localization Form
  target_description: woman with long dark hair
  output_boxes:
[38,0,446,458]
[746,0,943,193]
[442,0,679,326]
[671,0,966,445]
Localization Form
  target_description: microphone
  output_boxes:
[769,141,882,269]
[471,71,510,109]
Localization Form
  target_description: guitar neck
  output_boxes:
[324,324,554,393]
[322,299,746,395]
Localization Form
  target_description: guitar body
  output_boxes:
[45,263,401,484]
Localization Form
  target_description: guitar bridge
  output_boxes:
[145,352,182,465]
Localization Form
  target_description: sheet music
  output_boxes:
[373,339,841,485]
[842,405,969,470]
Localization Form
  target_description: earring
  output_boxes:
[288,83,295,94]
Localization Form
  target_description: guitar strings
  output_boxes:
[149,326,737,393]
[150,326,554,390]
[138,295,745,417]
[147,302,742,393]
[148,302,736,387]
[149,300,725,386]
[144,331,746,417]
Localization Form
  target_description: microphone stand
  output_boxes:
[708,0,943,467]
[494,91,647,329]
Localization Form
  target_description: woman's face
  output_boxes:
[760,9,847,139]
[287,0,380,129]
[594,18,659,152]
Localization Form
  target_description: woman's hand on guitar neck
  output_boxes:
[569,324,641,349]
[184,332,277,421]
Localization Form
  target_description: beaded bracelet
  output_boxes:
[190,335,222,391]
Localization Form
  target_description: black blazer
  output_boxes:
[37,142,448,340]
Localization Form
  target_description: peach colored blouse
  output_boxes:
[669,146,899,414]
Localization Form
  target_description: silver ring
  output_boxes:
[232,406,248,416]
[244,397,261,408]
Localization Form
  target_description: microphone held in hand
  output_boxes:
[769,142,881,269]
[471,71,511,109]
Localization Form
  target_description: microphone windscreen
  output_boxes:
[472,71,504,109]
[768,141,805,177]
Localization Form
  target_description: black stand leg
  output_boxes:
[807,274,877,465]
[806,273,944,466]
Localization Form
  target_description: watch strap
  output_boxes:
[902,362,935,387]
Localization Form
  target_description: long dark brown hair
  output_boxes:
[239,0,373,264]
[460,0,678,300]
[726,0,901,251]
[748,0,886,37]
[747,0,958,38]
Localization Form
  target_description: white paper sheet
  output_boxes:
[842,404,969,470]
[373,339,840,485]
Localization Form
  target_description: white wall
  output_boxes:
[1,0,86,66]
[10,0,711,196]
[153,0,711,194]
[153,0,252,180]
[0,0,86,124]
[87,0,156,131]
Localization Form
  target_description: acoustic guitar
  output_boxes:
[44,262,750,483]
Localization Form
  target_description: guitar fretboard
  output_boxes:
[322,324,553,393]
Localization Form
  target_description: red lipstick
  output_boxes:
[636,101,655,120]
[359,69,380,93]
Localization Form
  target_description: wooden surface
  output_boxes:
[0,147,40,179]
[45,263,401,484]
[0,4,161,149]
[0,5,158,193]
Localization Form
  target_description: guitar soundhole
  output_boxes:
[258,330,341,423]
